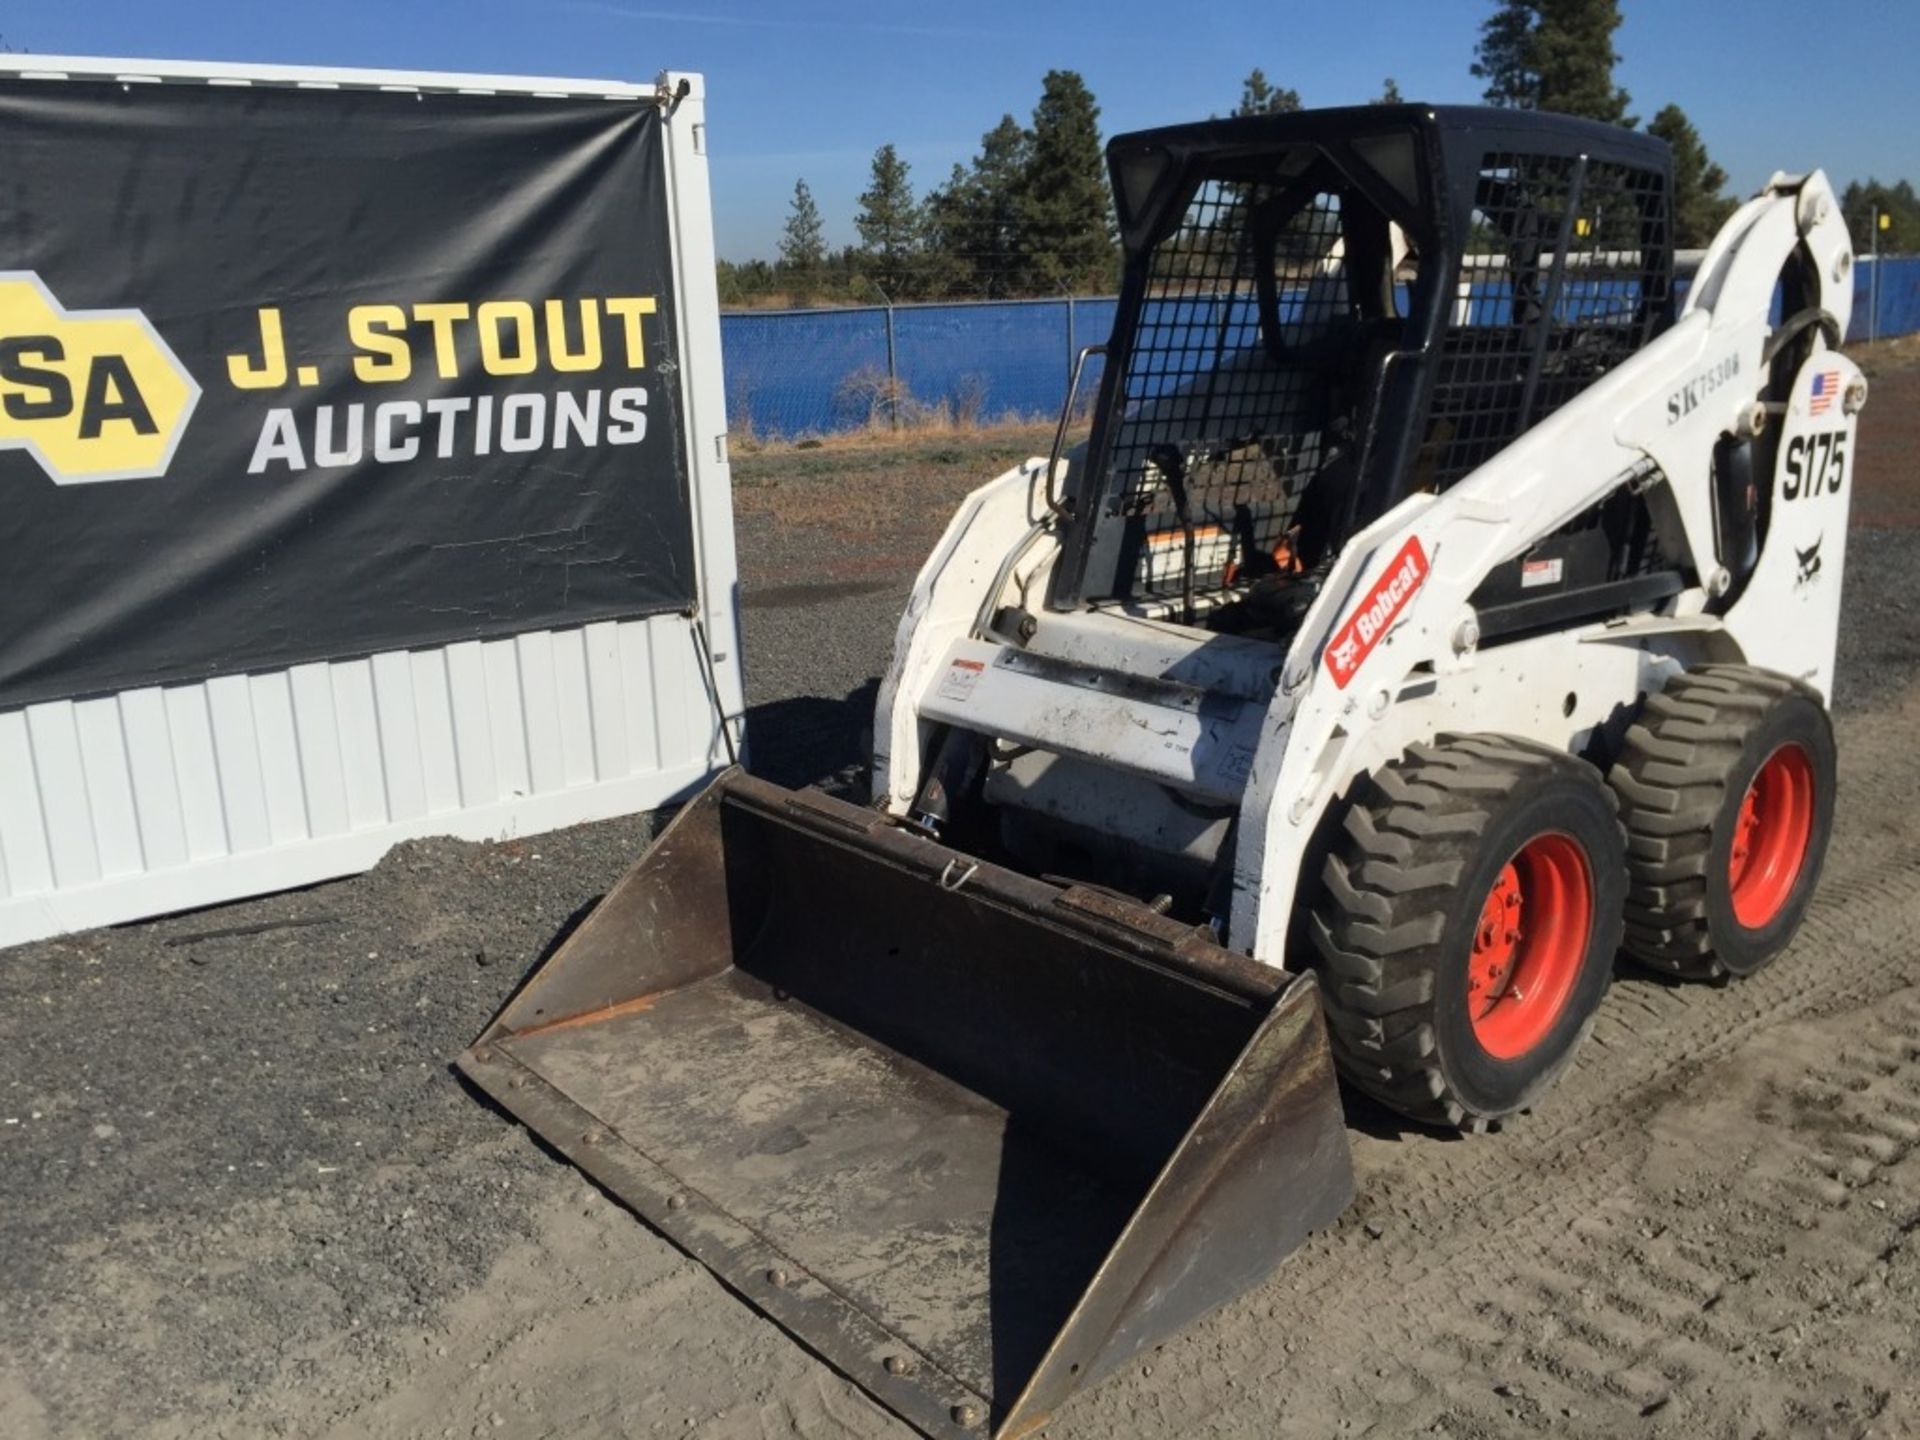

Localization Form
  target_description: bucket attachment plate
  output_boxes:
[459,768,1353,1438]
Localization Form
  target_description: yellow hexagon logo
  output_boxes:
[0,272,200,485]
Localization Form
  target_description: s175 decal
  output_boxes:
[1783,431,1845,501]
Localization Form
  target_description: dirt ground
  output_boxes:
[3,345,1920,1440]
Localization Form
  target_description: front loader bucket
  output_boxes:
[458,769,1352,1439]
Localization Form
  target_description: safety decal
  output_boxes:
[937,657,986,703]
[1521,556,1564,588]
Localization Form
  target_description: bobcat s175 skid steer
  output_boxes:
[460,105,1862,1439]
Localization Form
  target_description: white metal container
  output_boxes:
[0,59,744,949]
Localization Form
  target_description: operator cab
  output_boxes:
[1052,104,1681,646]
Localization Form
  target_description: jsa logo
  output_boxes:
[0,272,200,484]
[1324,537,1429,689]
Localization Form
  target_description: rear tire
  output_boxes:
[1609,665,1836,981]
[1306,735,1626,1132]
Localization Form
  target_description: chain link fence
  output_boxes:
[723,296,1114,439]
[719,259,1920,441]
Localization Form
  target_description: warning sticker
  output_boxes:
[936,657,986,703]
[1521,556,1564,588]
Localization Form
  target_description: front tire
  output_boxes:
[1609,666,1837,981]
[1306,735,1627,1132]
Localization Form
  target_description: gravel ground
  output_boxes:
[1,357,1917,1440]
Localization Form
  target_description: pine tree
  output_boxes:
[1533,0,1632,124]
[1647,105,1736,248]
[1473,0,1537,108]
[921,164,977,298]
[1473,0,1632,126]
[925,114,1031,298]
[1235,67,1303,117]
[1375,77,1404,104]
[855,143,921,297]
[1016,70,1115,293]
[778,178,826,285]
[973,114,1031,295]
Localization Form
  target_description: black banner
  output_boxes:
[0,80,695,710]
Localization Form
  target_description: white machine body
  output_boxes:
[873,171,1862,968]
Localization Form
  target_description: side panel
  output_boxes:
[1720,352,1862,701]
[0,615,719,948]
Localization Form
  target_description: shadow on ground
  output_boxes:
[743,681,880,792]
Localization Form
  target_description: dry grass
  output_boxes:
[731,409,1065,460]
[728,363,1061,455]
[731,422,1064,536]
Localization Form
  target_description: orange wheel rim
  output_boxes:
[1728,742,1816,929]
[1467,833,1593,1060]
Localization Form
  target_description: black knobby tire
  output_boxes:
[1306,735,1627,1132]
[1608,665,1837,981]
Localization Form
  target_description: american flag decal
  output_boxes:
[1810,369,1839,416]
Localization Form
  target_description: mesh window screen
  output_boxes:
[1100,174,1370,598]
[1424,152,1670,488]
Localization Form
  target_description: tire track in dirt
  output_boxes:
[1401,989,1920,1438]
[1049,681,1920,1440]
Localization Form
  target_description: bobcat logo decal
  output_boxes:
[1795,535,1823,589]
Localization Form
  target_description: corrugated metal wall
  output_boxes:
[0,614,721,948]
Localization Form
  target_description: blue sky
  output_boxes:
[4,1,1917,260]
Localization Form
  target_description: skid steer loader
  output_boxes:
[461,105,1863,1438]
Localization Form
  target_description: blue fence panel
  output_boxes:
[1122,295,1260,404]
[1851,256,1920,341]
[722,306,890,437]
[892,299,1070,423]
[719,259,1920,439]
